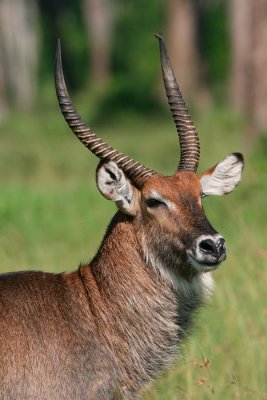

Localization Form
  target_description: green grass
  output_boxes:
[0,105,266,399]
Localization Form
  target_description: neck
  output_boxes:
[87,211,212,315]
[89,212,177,317]
[78,211,211,386]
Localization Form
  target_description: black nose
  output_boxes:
[199,237,226,261]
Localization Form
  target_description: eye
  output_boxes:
[145,198,165,208]
[201,192,207,199]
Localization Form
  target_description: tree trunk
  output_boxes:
[166,0,204,102]
[230,0,267,133]
[83,0,114,89]
[0,0,39,111]
[251,0,267,131]
[229,0,253,117]
[0,43,8,119]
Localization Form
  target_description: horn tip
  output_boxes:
[154,32,164,41]
[56,38,62,62]
[55,38,66,96]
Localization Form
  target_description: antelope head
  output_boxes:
[55,34,244,278]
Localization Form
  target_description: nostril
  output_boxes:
[217,238,226,256]
[199,239,216,255]
[192,236,226,266]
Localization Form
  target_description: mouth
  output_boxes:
[187,253,223,272]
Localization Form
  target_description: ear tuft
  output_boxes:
[232,152,244,164]
[96,161,140,215]
[200,153,244,196]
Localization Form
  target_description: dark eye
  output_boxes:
[145,198,165,208]
[201,192,207,199]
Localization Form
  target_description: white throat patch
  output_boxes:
[141,239,214,300]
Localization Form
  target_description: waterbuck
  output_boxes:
[0,34,244,399]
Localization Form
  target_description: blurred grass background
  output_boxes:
[1,103,266,399]
[0,0,267,399]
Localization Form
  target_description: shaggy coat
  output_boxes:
[0,210,212,400]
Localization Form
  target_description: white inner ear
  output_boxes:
[96,161,139,215]
[200,153,244,196]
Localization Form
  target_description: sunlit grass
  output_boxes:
[0,106,266,399]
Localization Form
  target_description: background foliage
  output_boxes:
[0,0,266,399]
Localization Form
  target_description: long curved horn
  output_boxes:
[55,39,156,187]
[155,33,200,172]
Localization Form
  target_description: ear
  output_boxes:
[199,153,244,196]
[96,161,140,216]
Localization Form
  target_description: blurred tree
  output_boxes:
[38,0,88,91]
[83,0,115,90]
[196,0,230,103]
[230,0,267,135]
[166,0,206,103]
[0,0,40,112]
[0,45,8,119]
[94,0,164,116]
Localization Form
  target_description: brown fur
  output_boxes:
[0,171,220,399]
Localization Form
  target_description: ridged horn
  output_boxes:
[155,33,200,172]
[55,39,156,187]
